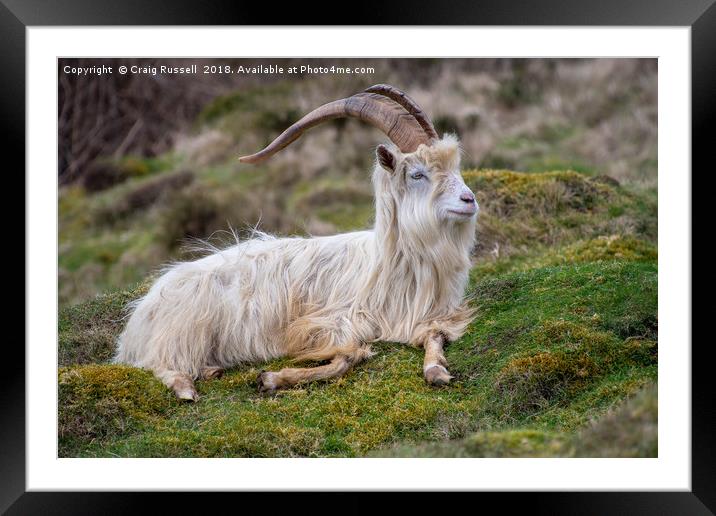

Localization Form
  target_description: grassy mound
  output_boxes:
[371,382,657,458]
[463,170,656,259]
[58,364,175,456]
[58,257,657,458]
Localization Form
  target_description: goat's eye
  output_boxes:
[410,171,425,180]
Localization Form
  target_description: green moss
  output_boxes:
[489,319,655,418]
[533,318,613,349]
[472,235,656,281]
[371,382,656,458]
[58,364,174,456]
[58,258,657,457]
[541,235,656,264]
[453,260,657,428]
[70,343,480,457]
[462,170,655,261]
[466,429,560,457]
[468,169,612,215]
[496,351,599,414]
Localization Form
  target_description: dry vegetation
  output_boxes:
[57,58,657,457]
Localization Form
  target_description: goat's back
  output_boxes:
[113,230,376,376]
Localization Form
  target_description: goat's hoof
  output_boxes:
[425,365,453,386]
[257,371,281,394]
[175,388,199,402]
[201,366,224,380]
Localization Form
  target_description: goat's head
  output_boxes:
[374,135,477,228]
[239,84,478,228]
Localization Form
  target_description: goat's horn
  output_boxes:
[364,84,439,140]
[239,88,436,164]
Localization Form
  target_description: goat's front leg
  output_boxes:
[421,331,454,386]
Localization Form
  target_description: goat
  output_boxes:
[113,84,479,401]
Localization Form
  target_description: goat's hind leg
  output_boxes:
[155,369,198,401]
[257,346,372,394]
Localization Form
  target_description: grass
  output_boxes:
[58,186,658,457]
[59,364,175,456]
[464,169,657,260]
[59,281,150,366]
[372,382,657,458]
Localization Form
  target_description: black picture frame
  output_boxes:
[8,0,714,513]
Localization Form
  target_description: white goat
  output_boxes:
[114,84,479,400]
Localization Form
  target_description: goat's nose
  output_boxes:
[460,192,475,204]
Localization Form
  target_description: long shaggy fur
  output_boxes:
[114,136,477,395]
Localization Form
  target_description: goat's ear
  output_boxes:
[376,144,397,173]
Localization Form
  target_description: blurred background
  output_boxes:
[58,58,657,308]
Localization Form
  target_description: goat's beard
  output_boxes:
[397,202,475,253]
[362,197,476,343]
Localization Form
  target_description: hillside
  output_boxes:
[58,170,657,457]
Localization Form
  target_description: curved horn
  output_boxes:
[364,84,439,140]
[239,90,436,164]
